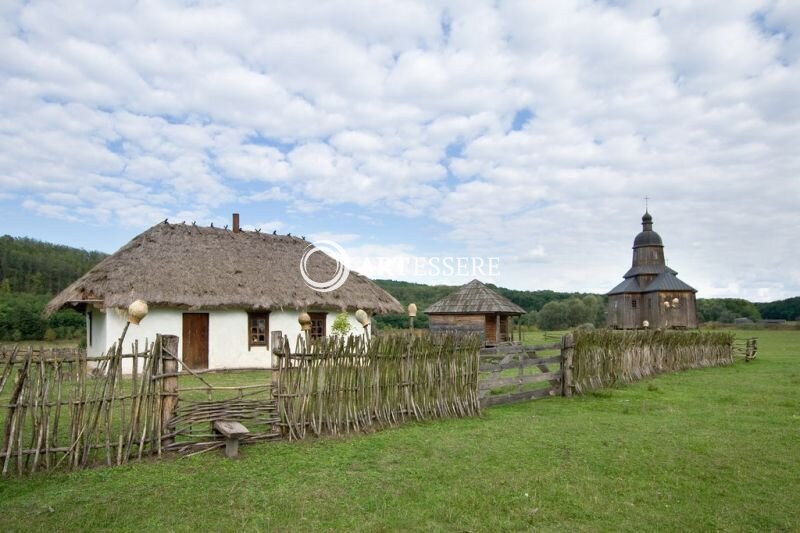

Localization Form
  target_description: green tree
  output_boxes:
[538,301,569,330]
[697,298,761,323]
[331,312,352,336]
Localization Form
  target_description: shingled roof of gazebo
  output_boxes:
[424,279,525,315]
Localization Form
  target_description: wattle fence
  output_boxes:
[273,333,483,440]
[0,333,165,475]
[1,327,740,476]
[569,329,735,394]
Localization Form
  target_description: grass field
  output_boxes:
[0,329,798,532]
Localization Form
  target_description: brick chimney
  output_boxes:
[232,213,240,233]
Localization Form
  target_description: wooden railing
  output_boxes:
[733,337,758,361]
[478,336,573,407]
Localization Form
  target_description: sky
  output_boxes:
[1,0,799,301]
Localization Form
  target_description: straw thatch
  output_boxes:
[425,279,525,315]
[45,222,403,316]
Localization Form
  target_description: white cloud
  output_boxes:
[0,0,798,299]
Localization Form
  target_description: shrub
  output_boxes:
[331,312,352,336]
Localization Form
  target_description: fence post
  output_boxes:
[561,333,574,397]
[270,331,285,437]
[160,335,179,448]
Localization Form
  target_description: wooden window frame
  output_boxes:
[631,299,637,309]
[309,312,327,340]
[248,312,270,350]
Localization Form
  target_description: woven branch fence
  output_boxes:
[0,330,170,476]
[164,363,280,455]
[1,326,746,474]
[274,332,483,440]
[569,329,734,394]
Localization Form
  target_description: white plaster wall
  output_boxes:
[94,307,370,372]
[103,308,182,374]
[208,309,270,369]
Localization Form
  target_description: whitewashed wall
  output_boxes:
[88,307,369,372]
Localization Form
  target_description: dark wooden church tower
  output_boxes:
[607,212,698,329]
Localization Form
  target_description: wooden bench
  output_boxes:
[213,420,250,458]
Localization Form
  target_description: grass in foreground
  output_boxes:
[0,329,798,532]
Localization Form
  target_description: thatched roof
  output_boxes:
[424,279,525,315]
[45,222,403,316]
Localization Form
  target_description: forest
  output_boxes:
[0,235,796,341]
[0,235,107,341]
[755,296,800,321]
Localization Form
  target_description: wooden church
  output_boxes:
[606,211,698,329]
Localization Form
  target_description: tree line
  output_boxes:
[373,280,797,330]
[0,235,107,342]
[372,280,607,330]
[0,235,797,341]
[755,297,800,321]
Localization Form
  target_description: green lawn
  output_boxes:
[0,329,798,532]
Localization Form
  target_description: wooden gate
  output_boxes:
[478,338,572,407]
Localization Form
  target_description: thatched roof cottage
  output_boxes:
[425,279,525,344]
[47,217,402,370]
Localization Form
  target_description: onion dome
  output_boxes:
[633,211,663,248]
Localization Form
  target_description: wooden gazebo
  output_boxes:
[425,279,525,344]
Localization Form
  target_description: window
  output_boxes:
[248,312,269,349]
[87,311,93,347]
[309,312,327,340]
[631,300,637,309]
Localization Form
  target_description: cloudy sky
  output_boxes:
[1,0,798,301]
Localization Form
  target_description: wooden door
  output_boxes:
[485,314,497,343]
[182,313,209,369]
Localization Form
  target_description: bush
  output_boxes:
[331,312,352,336]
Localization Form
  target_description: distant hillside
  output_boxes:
[0,235,107,294]
[0,236,107,341]
[756,297,800,321]
[0,234,797,339]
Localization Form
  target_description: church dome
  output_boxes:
[633,230,663,247]
[633,211,663,248]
